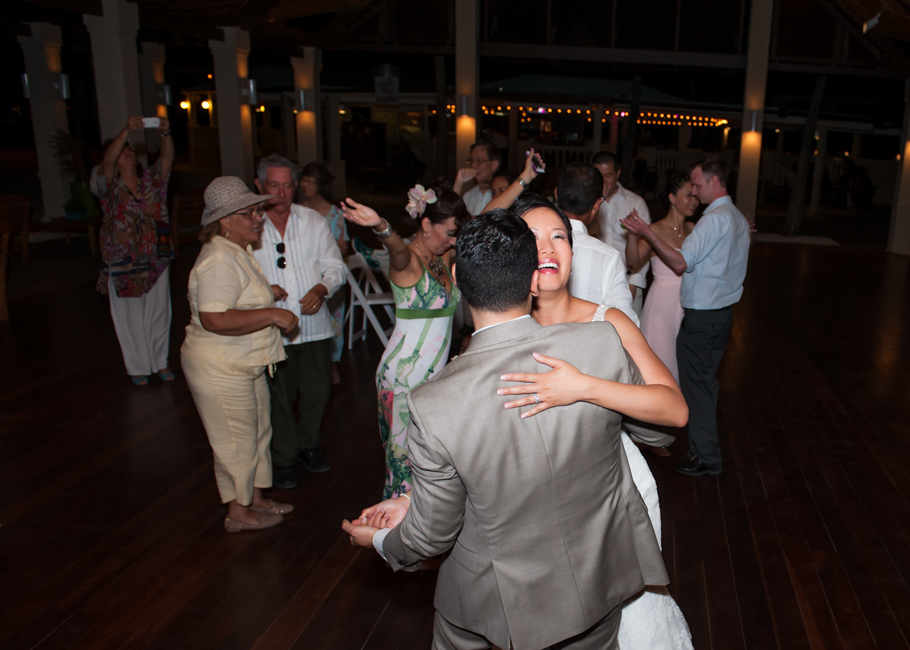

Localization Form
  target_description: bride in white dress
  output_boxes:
[357,202,693,648]
[500,203,694,649]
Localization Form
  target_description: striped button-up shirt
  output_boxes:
[253,204,346,345]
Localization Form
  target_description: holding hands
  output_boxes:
[620,208,651,239]
[498,352,590,418]
[342,492,412,548]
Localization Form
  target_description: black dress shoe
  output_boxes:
[299,448,330,473]
[273,465,298,489]
[674,457,721,477]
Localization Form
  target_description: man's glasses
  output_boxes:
[276,242,286,269]
[466,158,491,165]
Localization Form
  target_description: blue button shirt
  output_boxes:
[679,196,750,310]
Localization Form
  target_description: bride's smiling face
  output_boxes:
[522,207,573,294]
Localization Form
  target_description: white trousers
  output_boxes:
[108,266,172,376]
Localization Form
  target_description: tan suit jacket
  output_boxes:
[383,317,668,650]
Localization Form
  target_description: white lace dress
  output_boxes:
[593,305,693,649]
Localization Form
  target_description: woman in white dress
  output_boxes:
[356,198,694,648]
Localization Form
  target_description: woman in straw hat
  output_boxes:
[181,176,299,532]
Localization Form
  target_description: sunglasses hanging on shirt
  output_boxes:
[276,242,286,269]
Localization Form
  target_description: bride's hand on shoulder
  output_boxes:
[498,352,591,418]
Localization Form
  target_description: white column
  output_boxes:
[18,23,71,220]
[455,0,479,169]
[737,0,774,221]
[809,126,827,214]
[209,27,254,182]
[291,47,322,166]
[326,93,345,200]
[888,79,910,256]
[84,0,144,145]
[138,41,167,152]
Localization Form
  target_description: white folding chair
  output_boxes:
[344,253,396,348]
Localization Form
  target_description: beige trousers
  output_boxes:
[181,353,273,505]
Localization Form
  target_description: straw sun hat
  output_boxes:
[201,176,272,226]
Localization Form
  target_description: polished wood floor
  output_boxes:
[1,235,909,649]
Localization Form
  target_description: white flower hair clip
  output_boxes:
[405,184,437,219]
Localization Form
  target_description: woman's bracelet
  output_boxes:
[160,131,171,137]
[517,178,529,190]
[401,492,411,501]
[374,218,394,239]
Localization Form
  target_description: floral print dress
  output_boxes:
[376,265,460,498]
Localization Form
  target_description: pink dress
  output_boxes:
[640,251,683,382]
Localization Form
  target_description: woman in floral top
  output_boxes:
[98,116,175,386]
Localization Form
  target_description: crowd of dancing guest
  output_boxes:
[97,116,175,386]
[299,161,350,384]
[181,176,297,532]
[341,186,467,498]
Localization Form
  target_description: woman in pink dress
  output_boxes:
[626,172,698,383]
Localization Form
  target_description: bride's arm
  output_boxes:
[498,312,687,426]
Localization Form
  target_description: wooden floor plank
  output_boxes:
[3,237,910,649]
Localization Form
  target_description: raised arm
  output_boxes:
[102,116,144,183]
[156,117,175,179]
[482,149,544,212]
[341,198,413,272]
[452,167,476,196]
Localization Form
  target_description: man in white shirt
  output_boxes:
[252,154,346,488]
[593,151,651,317]
[622,158,750,477]
[546,163,638,326]
[454,141,502,216]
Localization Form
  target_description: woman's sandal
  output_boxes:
[131,375,149,386]
[224,512,283,533]
[158,368,176,382]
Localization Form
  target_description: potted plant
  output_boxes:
[49,130,99,219]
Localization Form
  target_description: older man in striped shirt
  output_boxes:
[252,154,346,489]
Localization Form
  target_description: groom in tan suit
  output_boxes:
[343,210,668,649]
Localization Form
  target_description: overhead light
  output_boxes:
[180,100,190,110]
[863,12,881,34]
[201,99,211,110]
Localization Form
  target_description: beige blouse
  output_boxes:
[181,236,286,366]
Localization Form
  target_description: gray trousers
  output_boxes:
[266,339,331,467]
[676,306,734,471]
[431,606,621,650]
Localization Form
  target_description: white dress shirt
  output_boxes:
[596,183,651,289]
[680,196,751,310]
[463,185,492,216]
[568,219,639,327]
[253,204,346,345]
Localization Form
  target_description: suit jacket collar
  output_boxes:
[466,315,542,353]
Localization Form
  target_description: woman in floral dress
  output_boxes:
[97,116,175,386]
[342,186,467,498]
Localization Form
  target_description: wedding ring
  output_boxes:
[533,393,540,404]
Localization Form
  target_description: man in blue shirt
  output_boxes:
[622,158,750,476]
